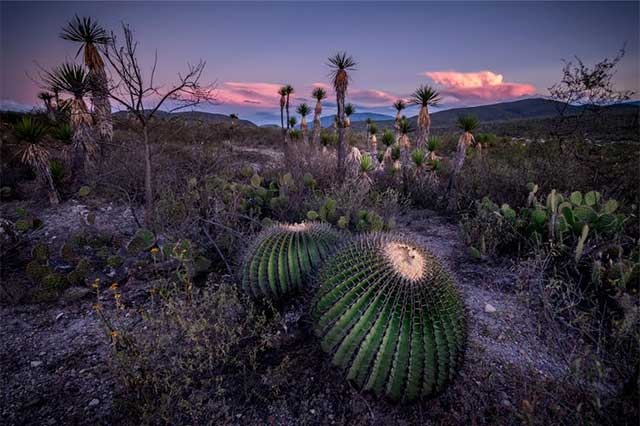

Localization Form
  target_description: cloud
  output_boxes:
[216,81,283,107]
[423,70,536,105]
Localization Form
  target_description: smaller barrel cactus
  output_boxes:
[313,234,466,402]
[240,222,343,300]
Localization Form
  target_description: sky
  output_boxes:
[1,1,638,124]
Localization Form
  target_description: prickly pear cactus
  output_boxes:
[313,234,466,402]
[240,222,344,300]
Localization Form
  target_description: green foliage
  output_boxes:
[15,219,31,232]
[344,103,355,116]
[241,164,254,177]
[354,210,384,232]
[289,129,301,141]
[296,103,310,117]
[50,160,66,185]
[359,154,375,173]
[368,123,378,135]
[42,273,68,290]
[457,115,480,132]
[14,116,47,144]
[78,186,91,197]
[51,122,73,144]
[302,172,316,189]
[391,145,401,161]
[313,234,466,402]
[26,260,51,283]
[240,222,344,300]
[381,130,395,147]
[320,130,338,147]
[411,85,441,107]
[319,198,338,223]
[426,136,440,152]
[31,243,50,262]
[44,63,91,97]
[127,229,155,254]
[107,255,123,268]
[312,87,327,101]
[411,149,426,167]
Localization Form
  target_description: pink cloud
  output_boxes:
[423,70,536,104]
[216,81,283,107]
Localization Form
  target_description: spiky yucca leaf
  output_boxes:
[52,122,73,144]
[393,100,406,112]
[360,154,375,173]
[411,85,441,107]
[297,103,310,117]
[411,149,426,167]
[312,87,327,101]
[457,115,480,132]
[381,130,395,147]
[313,234,466,402]
[14,116,47,144]
[344,103,355,116]
[44,63,90,98]
[60,15,110,70]
[241,222,344,300]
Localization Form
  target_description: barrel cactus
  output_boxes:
[240,222,343,300]
[313,234,466,402]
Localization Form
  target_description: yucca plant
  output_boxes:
[360,153,375,174]
[412,148,427,168]
[44,63,97,181]
[297,103,310,143]
[14,117,60,204]
[61,15,112,143]
[447,115,480,211]
[411,85,441,149]
[381,129,395,148]
[313,233,466,402]
[284,85,294,130]
[288,116,297,130]
[368,123,379,164]
[328,52,357,181]
[37,92,56,121]
[278,86,288,132]
[392,99,406,133]
[240,222,344,300]
[344,103,355,128]
[311,87,327,145]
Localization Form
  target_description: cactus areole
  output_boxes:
[313,234,466,402]
[240,222,343,300]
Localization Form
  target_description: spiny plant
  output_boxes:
[411,85,441,148]
[313,233,466,402]
[327,51,357,179]
[344,103,355,127]
[411,149,427,168]
[61,15,114,143]
[393,99,406,126]
[381,129,395,147]
[359,153,375,173]
[240,222,344,300]
[51,122,73,144]
[311,87,327,145]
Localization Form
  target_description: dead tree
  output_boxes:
[103,23,217,225]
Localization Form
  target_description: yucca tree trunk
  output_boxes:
[90,67,112,144]
[369,134,378,168]
[311,100,322,146]
[39,164,60,205]
[399,135,411,192]
[301,118,308,144]
[70,98,96,185]
[280,101,286,143]
[446,132,474,212]
[336,93,347,180]
[417,106,430,149]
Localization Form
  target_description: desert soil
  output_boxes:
[0,201,614,425]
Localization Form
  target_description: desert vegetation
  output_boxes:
[0,13,638,426]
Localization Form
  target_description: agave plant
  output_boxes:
[44,63,97,180]
[14,117,60,204]
[240,222,344,300]
[313,234,466,402]
[297,103,310,143]
[61,15,112,143]
[311,87,327,145]
[411,85,441,149]
[328,52,357,180]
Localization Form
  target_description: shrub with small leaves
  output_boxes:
[78,186,91,197]
[240,222,344,300]
[313,234,466,402]
[127,229,155,254]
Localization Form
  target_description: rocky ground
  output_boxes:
[0,201,623,425]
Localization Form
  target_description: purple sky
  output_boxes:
[1,1,638,124]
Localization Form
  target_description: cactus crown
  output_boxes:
[240,222,344,300]
[313,233,466,402]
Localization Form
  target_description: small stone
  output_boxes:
[484,303,497,313]
[88,398,100,407]
[310,409,316,415]
[55,313,64,321]
[39,351,46,356]
[30,361,43,367]
[236,414,242,418]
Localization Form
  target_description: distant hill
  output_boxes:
[113,110,258,127]
[320,112,393,128]
[349,98,638,132]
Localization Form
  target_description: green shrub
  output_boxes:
[127,229,155,254]
[240,222,343,300]
[313,234,466,402]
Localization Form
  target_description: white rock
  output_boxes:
[484,303,497,313]
[30,361,43,367]
[55,313,64,321]
[88,398,100,407]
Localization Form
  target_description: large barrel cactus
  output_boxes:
[313,234,466,402]
[240,222,343,300]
